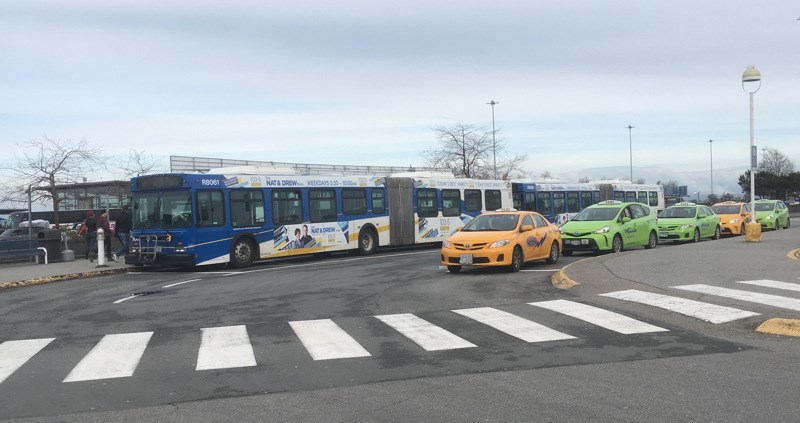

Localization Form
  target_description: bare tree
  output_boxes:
[422,123,527,179]
[13,136,107,225]
[577,176,591,183]
[118,148,165,178]
[539,170,552,179]
[758,147,794,176]
[634,178,646,184]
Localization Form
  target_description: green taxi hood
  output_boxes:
[561,219,616,233]
[754,210,775,218]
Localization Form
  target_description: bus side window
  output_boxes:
[416,189,438,218]
[464,190,482,212]
[230,189,264,228]
[371,189,386,214]
[485,190,501,211]
[442,189,461,217]
[648,191,659,206]
[197,190,225,226]
[310,189,337,222]
[272,189,303,225]
[343,188,367,215]
[524,193,536,212]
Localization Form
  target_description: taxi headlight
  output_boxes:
[593,226,611,234]
[766,214,775,220]
[489,240,510,248]
[729,218,739,224]
[442,240,451,249]
[679,224,693,230]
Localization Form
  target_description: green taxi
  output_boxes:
[560,200,658,255]
[754,199,790,230]
[657,202,721,242]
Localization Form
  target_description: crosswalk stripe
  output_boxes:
[673,284,800,312]
[737,279,800,293]
[600,290,759,324]
[530,299,669,334]
[63,332,154,383]
[375,313,477,351]
[196,325,257,370]
[452,307,576,342]
[289,319,371,361]
[0,338,55,385]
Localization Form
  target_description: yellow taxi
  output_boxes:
[440,209,562,273]
[710,201,751,236]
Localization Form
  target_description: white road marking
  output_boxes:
[519,269,561,272]
[737,279,800,293]
[674,284,800,312]
[162,278,202,288]
[530,299,669,334]
[230,250,434,275]
[375,313,477,351]
[452,307,576,342]
[196,325,257,370]
[112,295,139,304]
[63,332,153,382]
[289,319,371,361]
[600,290,759,324]
[0,338,55,385]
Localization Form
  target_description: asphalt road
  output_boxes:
[1,235,799,422]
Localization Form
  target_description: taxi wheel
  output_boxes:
[692,228,700,243]
[713,226,721,240]
[644,231,658,249]
[611,235,623,253]
[774,221,780,230]
[509,247,523,272]
[447,265,462,273]
[545,242,559,264]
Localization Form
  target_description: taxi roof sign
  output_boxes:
[675,202,696,206]
[597,200,623,205]
[494,208,518,212]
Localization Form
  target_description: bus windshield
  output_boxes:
[133,190,192,229]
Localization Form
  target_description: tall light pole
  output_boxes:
[708,139,714,197]
[742,66,761,225]
[487,100,499,179]
[626,125,634,182]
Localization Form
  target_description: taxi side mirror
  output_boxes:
[521,224,534,232]
[455,227,463,232]
[620,216,631,223]
[698,214,707,219]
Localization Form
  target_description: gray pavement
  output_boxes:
[0,256,131,289]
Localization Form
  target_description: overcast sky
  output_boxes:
[1,0,798,198]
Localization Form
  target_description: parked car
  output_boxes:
[441,209,562,273]
[753,199,790,230]
[560,200,658,255]
[657,202,721,243]
[711,201,751,236]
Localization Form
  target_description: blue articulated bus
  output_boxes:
[512,181,664,225]
[126,173,512,268]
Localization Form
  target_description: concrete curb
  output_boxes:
[550,256,596,289]
[0,268,131,291]
[756,318,800,338]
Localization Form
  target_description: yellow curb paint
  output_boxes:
[756,318,800,338]
[788,249,800,260]
[550,259,590,290]
[0,268,129,291]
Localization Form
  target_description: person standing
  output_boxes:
[113,204,132,262]
[98,208,114,261]
[80,211,98,262]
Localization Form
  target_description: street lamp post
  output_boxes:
[742,66,761,225]
[708,139,714,197]
[487,100,499,179]
[626,125,634,182]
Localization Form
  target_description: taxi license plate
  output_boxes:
[459,254,473,265]
[659,232,668,238]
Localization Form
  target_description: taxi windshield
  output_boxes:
[659,207,696,218]
[711,205,740,214]
[754,203,775,211]
[571,207,620,221]
[462,214,519,231]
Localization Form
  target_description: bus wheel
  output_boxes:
[447,265,462,273]
[358,228,377,255]
[230,238,255,268]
